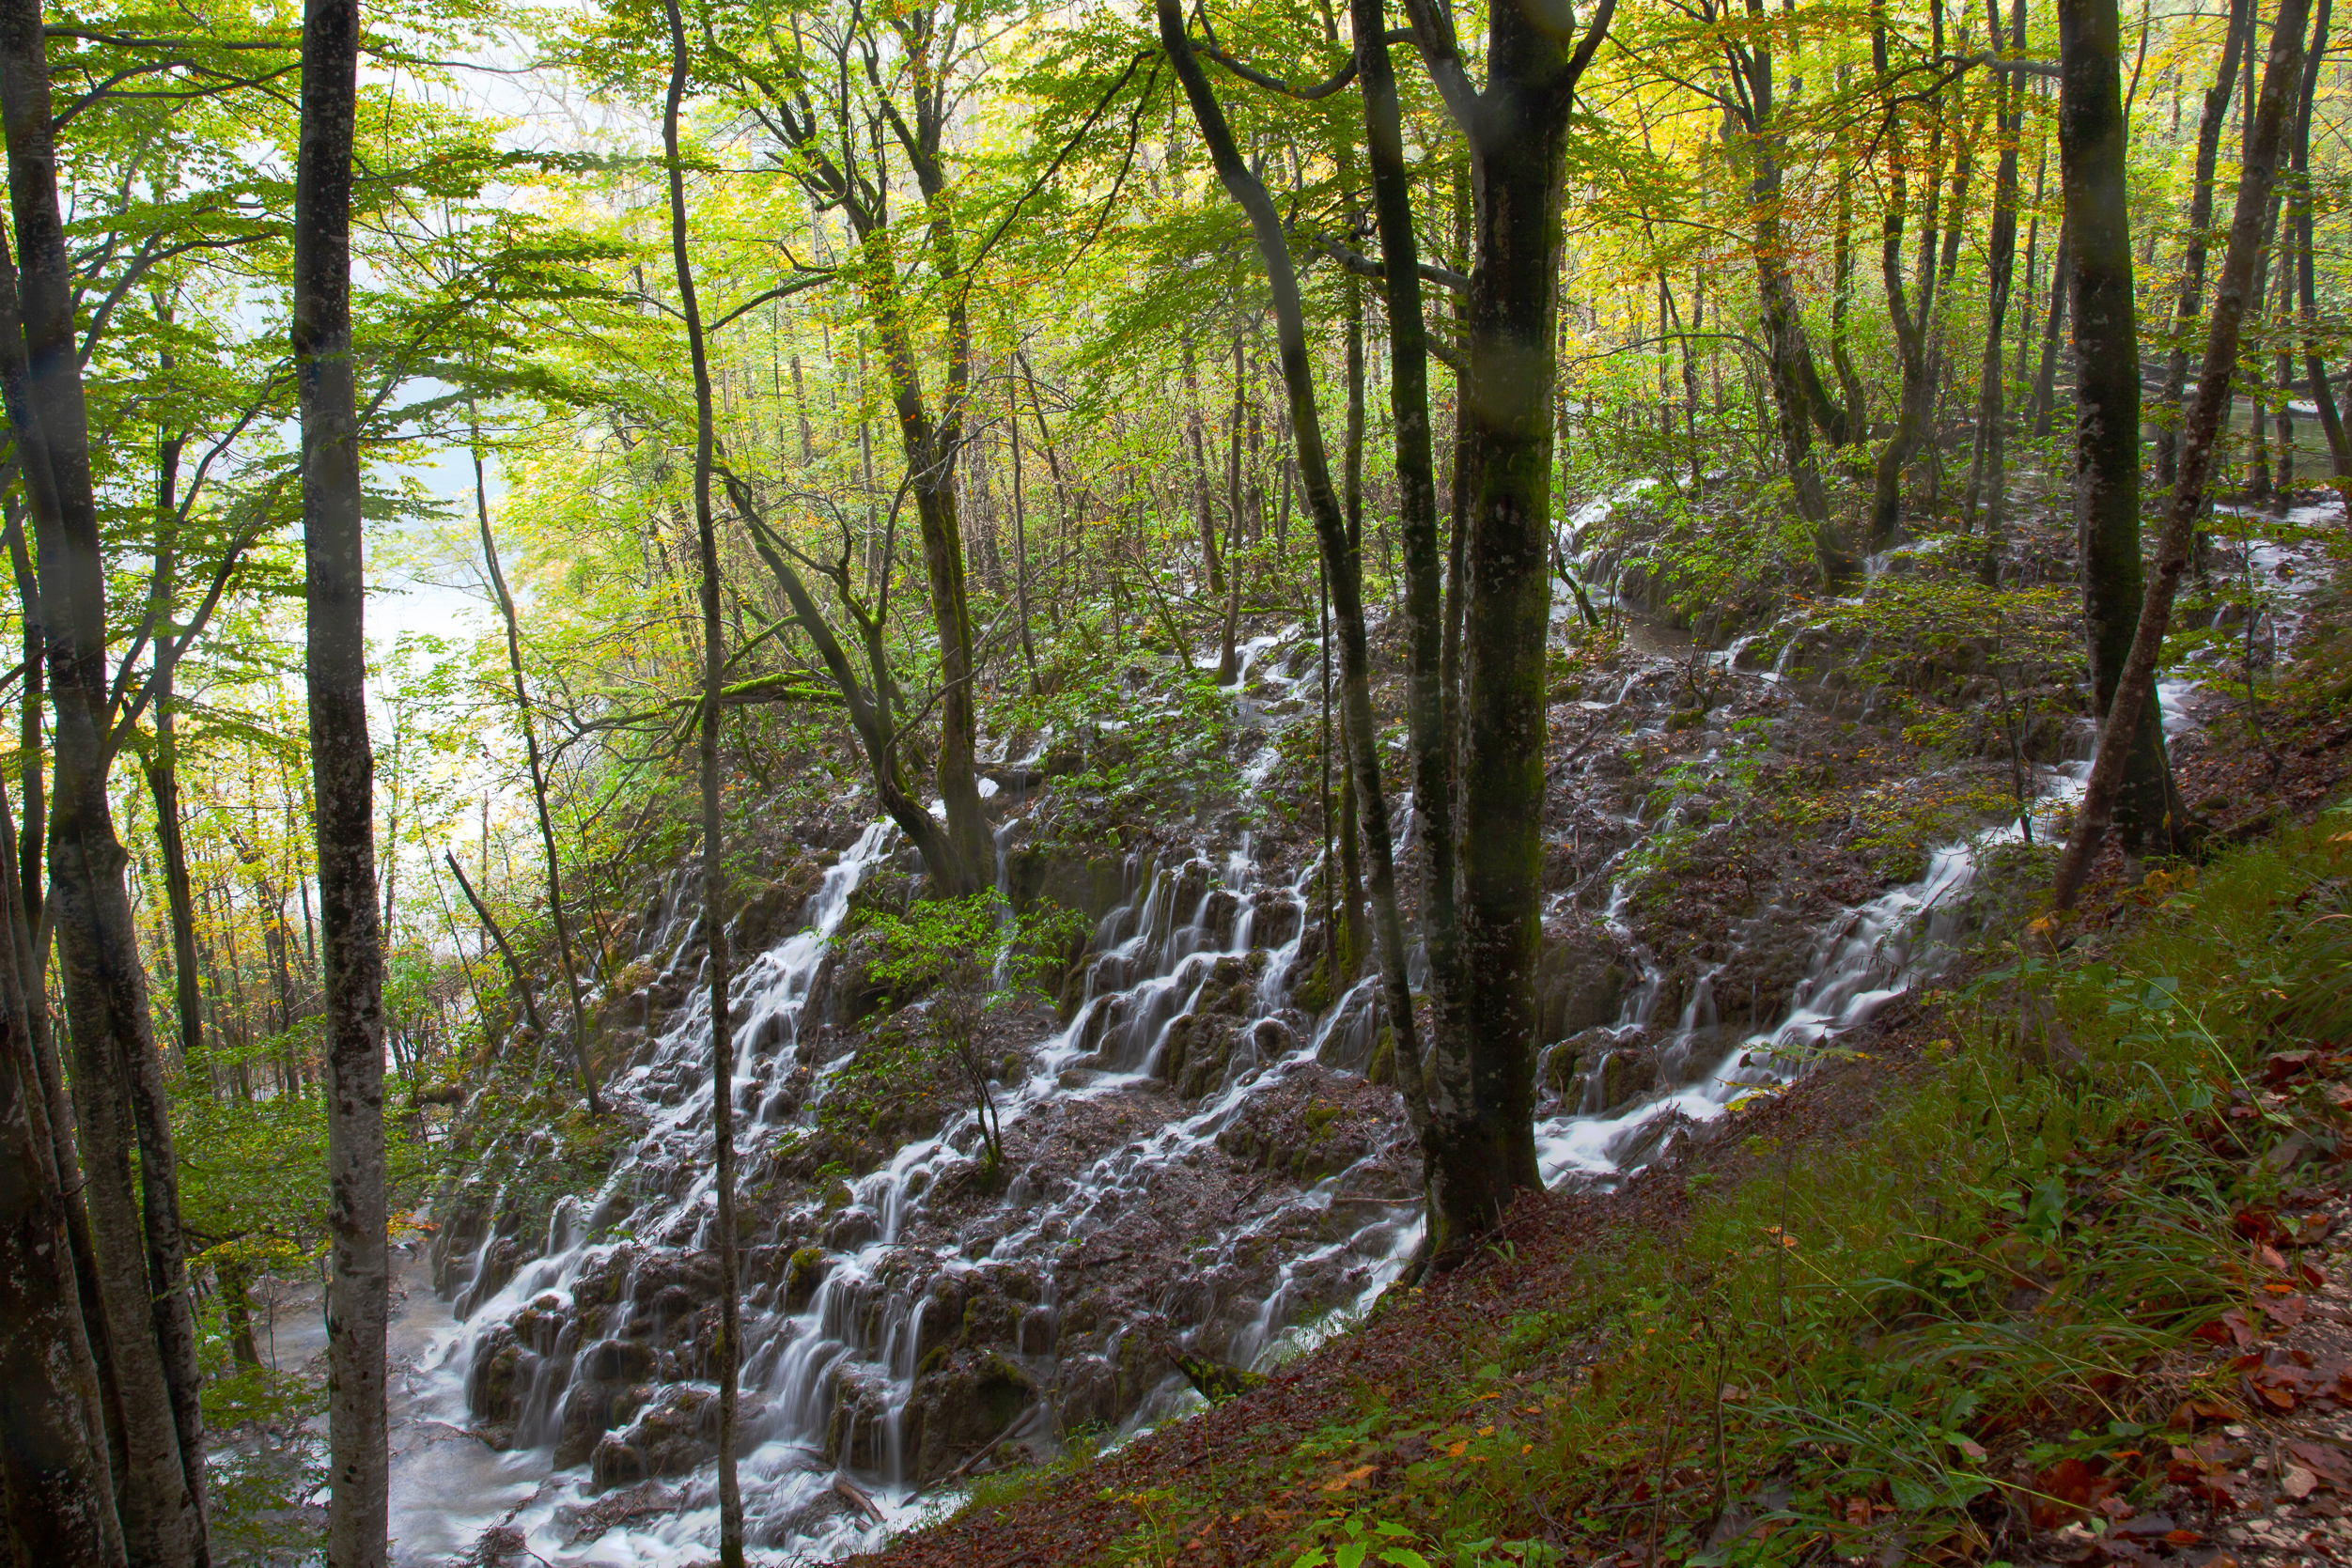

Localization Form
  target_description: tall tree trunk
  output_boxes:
[2155,0,2252,489]
[1005,374,1041,690]
[1969,0,2027,583]
[1159,0,1429,1206]
[2290,0,2352,477]
[1399,0,1616,1251]
[145,431,205,1075]
[0,5,205,1560]
[0,800,121,1568]
[293,0,388,1558]
[2059,0,2191,857]
[1183,336,1224,596]
[2031,220,2071,435]
[1354,0,1458,1168]
[1737,17,1855,581]
[659,6,744,1563]
[2056,0,2307,908]
[470,416,604,1114]
[1217,329,1247,684]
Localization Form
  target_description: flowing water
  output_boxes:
[387,563,2092,1565]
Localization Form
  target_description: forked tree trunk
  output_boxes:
[2156,0,2253,489]
[2059,0,2191,856]
[2290,0,2352,477]
[2056,0,2308,908]
[0,813,121,1568]
[1353,0,1458,1158]
[1968,0,2027,583]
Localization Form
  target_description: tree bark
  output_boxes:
[2289,0,2352,478]
[1352,0,1458,1154]
[1397,0,1615,1252]
[293,0,388,1556]
[0,5,204,1560]
[1160,0,1428,1160]
[2055,0,2307,908]
[1969,0,2027,583]
[0,824,122,1568]
[659,6,744,1562]
[2060,0,2189,857]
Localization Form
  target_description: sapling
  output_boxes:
[862,893,1085,1181]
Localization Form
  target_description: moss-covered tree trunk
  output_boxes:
[2059,0,2191,855]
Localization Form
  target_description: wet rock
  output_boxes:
[589,1385,717,1491]
[1005,846,1128,923]
[824,1207,881,1251]
[554,1374,655,1469]
[465,1327,531,1425]
[825,1368,894,1471]
[899,1349,1037,1483]
[818,930,896,1028]
[1594,1045,1659,1114]
[1534,928,1629,1046]
[782,1246,831,1312]
[1160,1011,1245,1100]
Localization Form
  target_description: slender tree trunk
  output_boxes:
[1005,391,1041,691]
[0,7,204,1560]
[1969,0,2027,582]
[1738,23,1854,580]
[2156,0,2252,489]
[1354,0,1456,1157]
[2031,220,2071,435]
[293,0,387,1556]
[2056,0,2307,908]
[1160,0,1427,1192]
[1183,337,1224,596]
[1217,329,1247,683]
[659,6,744,1562]
[2060,0,2190,857]
[469,416,604,1114]
[2290,0,2352,478]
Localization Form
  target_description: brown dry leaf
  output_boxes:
[2282,1465,2320,1499]
[1318,1464,1375,1493]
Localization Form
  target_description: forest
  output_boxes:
[5,0,2352,1560]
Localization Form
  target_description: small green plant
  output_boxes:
[860,892,1087,1178]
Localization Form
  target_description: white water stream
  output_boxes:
[383,562,2118,1565]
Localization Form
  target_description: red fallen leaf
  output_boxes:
[2033,1457,2122,1529]
[2289,1440,2352,1487]
[2164,1529,2204,1547]
[2267,1050,2316,1084]
[2171,1399,2238,1429]
[2237,1208,2287,1242]
[2261,1293,2312,1327]
[2302,1262,2330,1289]
[2245,1377,2297,1414]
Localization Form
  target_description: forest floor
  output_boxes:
[850,547,2352,1567]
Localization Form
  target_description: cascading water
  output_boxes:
[388,526,2118,1563]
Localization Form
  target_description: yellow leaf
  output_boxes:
[1446,1440,1468,1457]
[1477,1425,1495,1437]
